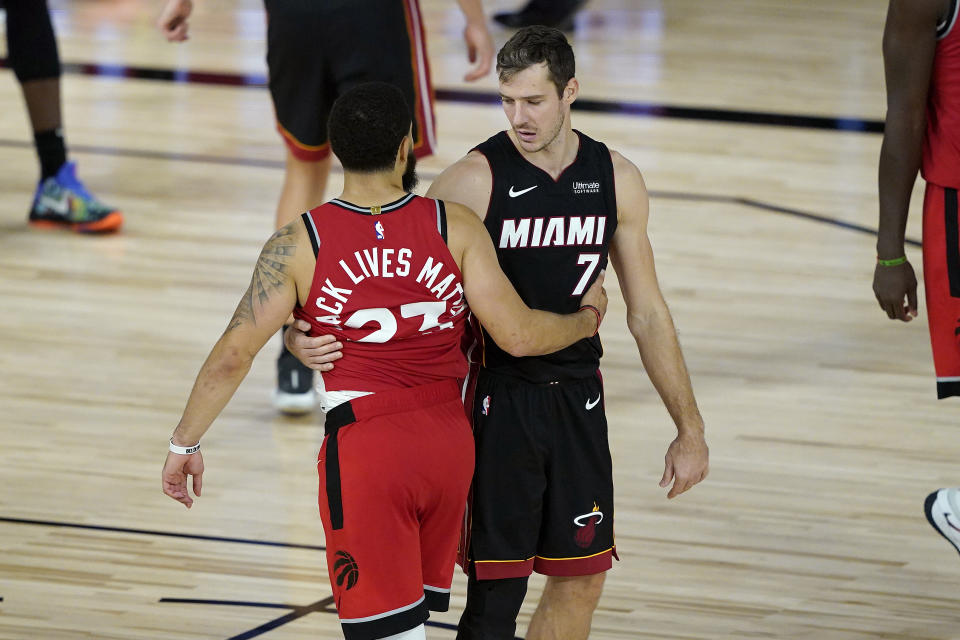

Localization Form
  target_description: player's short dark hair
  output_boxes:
[328,82,411,172]
[497,26,575,97]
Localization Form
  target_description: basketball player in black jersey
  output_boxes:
[287,26,709,639]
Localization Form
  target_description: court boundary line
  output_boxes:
[0,59,884,133]
[0,515,325,550]
[158,597,484,640]
[0,137,922,247]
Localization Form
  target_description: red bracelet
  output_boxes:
[578,305,601,337]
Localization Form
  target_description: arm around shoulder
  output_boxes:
[445,201,606,356]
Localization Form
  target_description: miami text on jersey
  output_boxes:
[498,216,607,249]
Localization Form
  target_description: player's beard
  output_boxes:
[402,153,418,192]
[531,108,565,154]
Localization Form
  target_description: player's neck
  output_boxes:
[338,171,408,206]
[512,125,578,180]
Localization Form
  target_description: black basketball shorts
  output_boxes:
[462,369,617,580]
[264,0,436,162]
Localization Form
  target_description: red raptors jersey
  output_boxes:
[293,194,468,392]
[923,0,960,188]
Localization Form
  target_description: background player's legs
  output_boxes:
[274,149,331,229]
[456,574,528,640]
[6,0,122,233]
[20,77,64,173]
[264,0,332,412]
[526,573,605,640]
[273,152,330,413]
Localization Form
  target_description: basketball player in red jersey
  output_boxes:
[160,82,607,640]
[157,0,495,415]
[288,27,710,639]
[873,0,960,558]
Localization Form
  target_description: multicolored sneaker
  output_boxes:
[28,161,123,233]
[924,488,960,558]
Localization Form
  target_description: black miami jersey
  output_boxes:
[471,130,618,383]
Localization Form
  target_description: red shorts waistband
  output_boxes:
[325,380,462,433]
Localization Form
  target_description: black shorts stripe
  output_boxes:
[939,0,959,38]
[424,588,450,612]
[341,598,429,640]
[945,187,960,298]
[937,379,960,399]
[323,402,358,531]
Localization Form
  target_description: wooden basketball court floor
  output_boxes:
[0,0,957,638]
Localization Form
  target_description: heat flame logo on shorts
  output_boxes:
[573,502,603,549]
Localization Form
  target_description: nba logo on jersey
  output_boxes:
[374,221,385,240]
[481,395,490,416]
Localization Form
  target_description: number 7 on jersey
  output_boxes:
[573,253,601,295]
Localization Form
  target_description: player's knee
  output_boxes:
[545,572,606,606]
[5,0,61,83]
[456,574,528,640]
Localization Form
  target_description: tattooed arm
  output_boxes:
[173,222,306,444]
[163,218,314,507]
[162,221,311,507]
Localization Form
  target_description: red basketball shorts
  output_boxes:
[318,380,474,640]
[922,182,960,399]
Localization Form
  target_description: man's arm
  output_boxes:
[873,0,943,321]
[162,222,308,508]
[447,202,607,356]
[608,151,708,499]
[456,0,495,82]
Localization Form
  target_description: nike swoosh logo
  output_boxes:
[508,185,538,198]
[39,195,70,215]
[585,394,601,410]
[947,513,960,534]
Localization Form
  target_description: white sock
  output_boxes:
[381,624,426,640]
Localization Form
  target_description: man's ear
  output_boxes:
[396,134,411,168]
[563,77,580,104]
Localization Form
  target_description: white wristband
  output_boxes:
[169,438,200,455]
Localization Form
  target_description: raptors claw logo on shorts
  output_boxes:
[573,502,604,549]
[333,550,359,590]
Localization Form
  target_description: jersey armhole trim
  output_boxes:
[477,150,495,222]
[938,0,958,39]
[301,211,320,258]
[436,199,448,244]
[607,148,620,226]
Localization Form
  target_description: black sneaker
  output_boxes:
[274,343,316,415]
[492,0,585,30]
